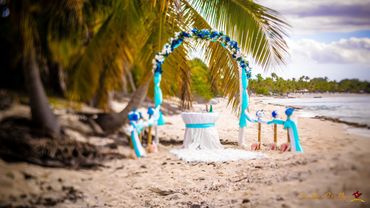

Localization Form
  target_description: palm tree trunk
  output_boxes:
[95,72,153,133]
[23,45,61,138]
[119,72,152,116]
[124,64,136,92]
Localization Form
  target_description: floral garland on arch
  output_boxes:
[152,28,252,77]
[151,28,253,130]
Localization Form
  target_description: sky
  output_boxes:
[252,0,370,81]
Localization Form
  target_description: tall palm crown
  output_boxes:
[66,0,289,110]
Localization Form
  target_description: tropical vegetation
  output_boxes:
[249,73,370,95]
[0,0,290,136]
[185,61,370,98]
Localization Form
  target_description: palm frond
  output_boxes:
[179,60,193,109]
[186,0,290,70]
[153,2,198,107]
[46,0,85,40]
[180,0,211,29]
[67,0,142,102]
[204,42,240,111]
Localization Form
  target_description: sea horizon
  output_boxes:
[263,93,370,128]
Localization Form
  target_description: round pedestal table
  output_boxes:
[181,112,223,150]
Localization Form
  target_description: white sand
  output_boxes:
[1,97,370,207]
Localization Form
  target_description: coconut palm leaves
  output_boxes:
[161,0,289,110]
[67,0,141,107]
[64,0,289,112]
[3,0,290,134]
[186,0,290,69]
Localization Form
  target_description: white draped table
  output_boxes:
[170,112,266,162]
[181,112,222,150]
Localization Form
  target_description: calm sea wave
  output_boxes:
[264,95,370,126]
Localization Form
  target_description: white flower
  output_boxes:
[161,48,167,54]
[256,110,264,118]
[175,32,180,38]
[127,125,134,132]
[234,51,242,59]
[162,44,172,54]
[166,47,172,54]
[155,54,164,63]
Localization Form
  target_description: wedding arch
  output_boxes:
[151,28,253,146]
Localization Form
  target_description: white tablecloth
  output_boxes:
[181,112,223,150]
[171,112,266,162]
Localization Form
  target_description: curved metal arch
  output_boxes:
[151,28,252,146]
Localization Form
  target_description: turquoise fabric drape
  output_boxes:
[185,123,215,128]
[154,72,165,125]
[130,131,142,157]
[239,69,249,127]
[130,122,145,157]
[284,118,303,152]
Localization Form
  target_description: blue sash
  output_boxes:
[186,123,215,128]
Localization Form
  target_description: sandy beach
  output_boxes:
[1,96,370,208]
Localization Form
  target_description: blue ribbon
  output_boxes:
[267,119,285,125]
[239,69,249,127]
[154,72,165,126]
[284,118,303,152]
[186,123,215,128]
[245,113,253,123]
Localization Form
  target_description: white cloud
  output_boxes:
[288,38,370,64]
[250,1,370,80]
[250,37,370,81]
[256,0,370,34]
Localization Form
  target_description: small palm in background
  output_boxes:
[189,58,216,103]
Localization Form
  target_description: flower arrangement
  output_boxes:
[152,28,252,78]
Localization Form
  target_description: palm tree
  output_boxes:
[65,0,290,133]
[271,73,279,82]
[5,0,90,138]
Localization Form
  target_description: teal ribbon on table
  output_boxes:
[186,123,215,128]
[239,69,249,128]
[284,118,303,152]
[154,72,165,126]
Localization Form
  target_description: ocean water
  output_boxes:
[263,95,370,126]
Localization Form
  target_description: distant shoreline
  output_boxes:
[253,92,370,99]
[258,94,370,130]
[314,115,370,129]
